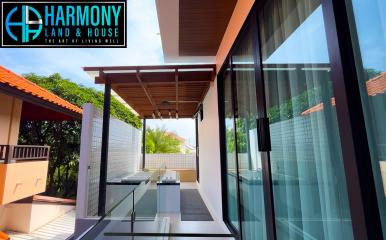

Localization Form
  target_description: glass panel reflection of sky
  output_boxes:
[352,0,386,72]
[263,6,329,64]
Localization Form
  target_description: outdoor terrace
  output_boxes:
[74,64,235,239]
[0,145,50,204]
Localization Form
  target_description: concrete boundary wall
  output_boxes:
[145,154,196,169]
[76,104,141,218]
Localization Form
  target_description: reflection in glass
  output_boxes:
[222,68,240,230]
[347,0,386,237]
[258,0,354,239]
[233,29,266,240]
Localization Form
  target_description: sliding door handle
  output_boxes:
[257,117,271,152]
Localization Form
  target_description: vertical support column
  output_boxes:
[98,83,111,216]
[252,10,277,240]
[195,116,200,182]
[217,61,231,229]
[321,0,383,238]
[4,145,11,164]
[142,118,146,170]
[230,56,243,240]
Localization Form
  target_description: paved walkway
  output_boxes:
[7,210,75,240]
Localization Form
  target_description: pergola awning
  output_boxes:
[84,64,216,119]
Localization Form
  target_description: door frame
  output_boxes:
[217,0,383,239]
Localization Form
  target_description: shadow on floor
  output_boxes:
[181,189,213,221]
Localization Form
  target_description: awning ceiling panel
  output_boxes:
[84,64,216,119]
[179,0,237,56]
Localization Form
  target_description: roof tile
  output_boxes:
[0,66,82,114]
[302,72,386,115]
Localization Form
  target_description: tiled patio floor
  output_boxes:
[7,210,75,240]
[180,182,198,189]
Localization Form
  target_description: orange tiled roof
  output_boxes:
[366,72,386,96]
[165,131,185,141]
[301,98,336,116]
[0,66,82,114]
[302,73,386,116]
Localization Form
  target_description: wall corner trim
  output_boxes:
[215,0,255,73]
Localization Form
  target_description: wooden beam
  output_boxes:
[87,64,217,117]
[194,82,211,115]
[168,100,199,103]
[85,64,216,72]
[211,68,216,82]
[175,69,179,117]
[112,80,210,86]
[136,70,159,114]
[95,70,108,84]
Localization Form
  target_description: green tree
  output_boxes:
[145,127,183,153]
[24,73,141,128]
[19,121,80,197]
[364,68,382,80]
[18,73,141,198]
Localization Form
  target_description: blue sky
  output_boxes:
[264,3,386,73]
[352,0,386,72]
[0,0,198,144]
[264,6,329,64]
[0,0,164,89]
[1,0,384,145]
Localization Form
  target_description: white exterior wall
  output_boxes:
[197,79,223,221]
[76,104,142,218]
[0,92,22,145]
[145,154,196,169]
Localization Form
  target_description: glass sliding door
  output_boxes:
[232,28,267,240]
[346,0,386,237]
[257,0,354,239]
[221,66,240,231]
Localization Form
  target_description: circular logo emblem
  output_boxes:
[5,5,43,43]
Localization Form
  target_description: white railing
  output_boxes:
[145,154,196,169]
[0,145,50,164]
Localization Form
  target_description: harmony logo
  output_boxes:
[1,0,126,47]
[5,5,43,43]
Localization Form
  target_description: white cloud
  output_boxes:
[0,1,196,142]
[0,0,164,88]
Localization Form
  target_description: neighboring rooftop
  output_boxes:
[165,131,186,142]
[0,66,82,120]
[302,72,386,115]
[366,72,386,96]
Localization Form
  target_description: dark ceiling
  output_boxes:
[179,0,237,56]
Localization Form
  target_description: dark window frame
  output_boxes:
[195,116,200,182]
[217,57,243,238]
[217,0,383,239]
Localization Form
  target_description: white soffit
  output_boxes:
[155,0,215,64]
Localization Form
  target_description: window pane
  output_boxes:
[222,67,240,230]
[347,0,386,237]
[233,29,267,240]
[258,0,354,239]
